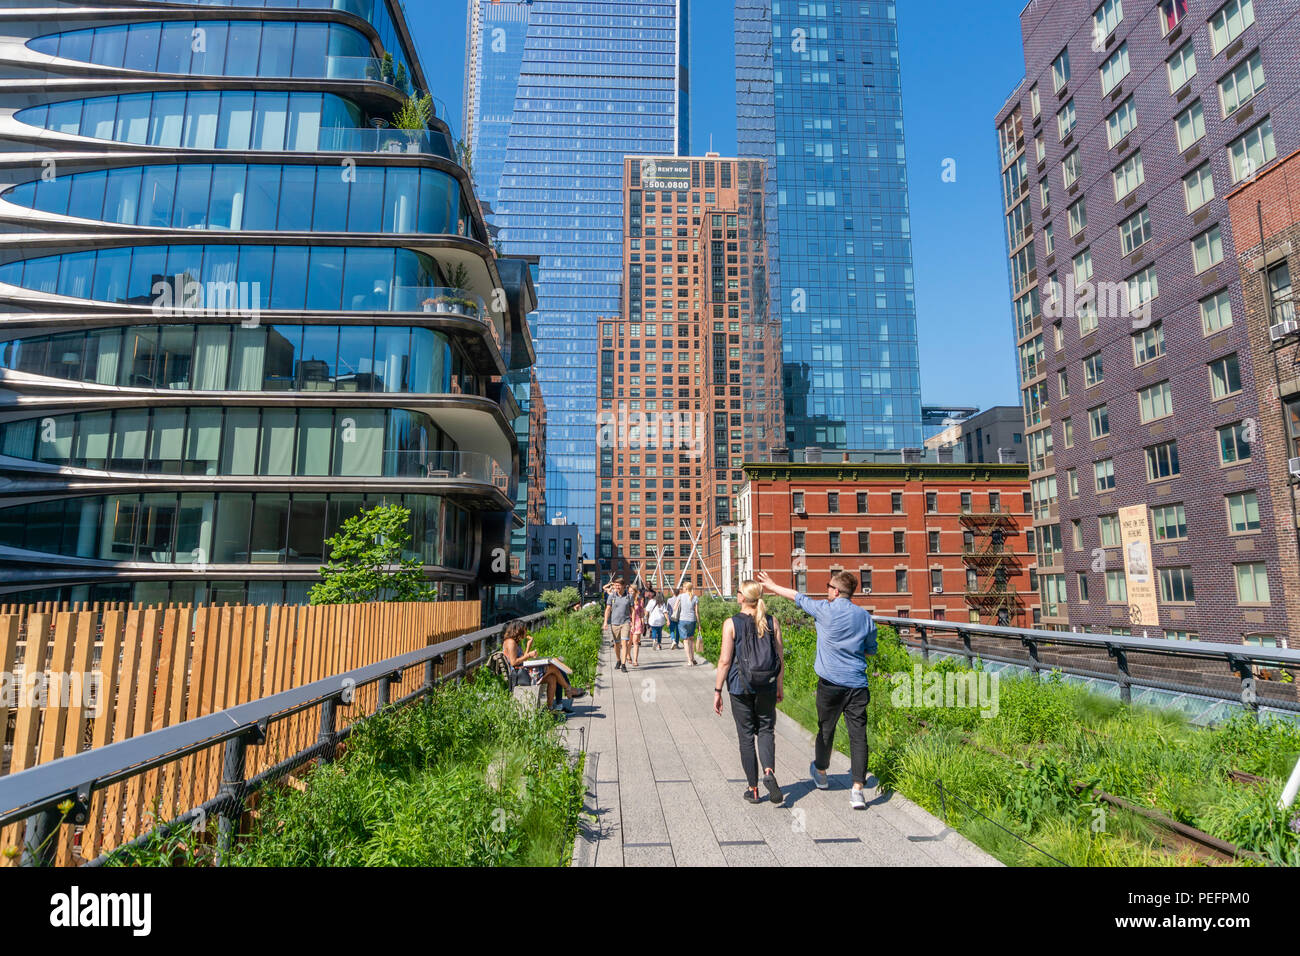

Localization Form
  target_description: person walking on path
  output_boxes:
[666,587,681,649]
[756,569,877,809]
[713,580,784,805]
[646,590,668,649]
[676,581,701,665]
[629,587,647,667]
[604,577,634,672]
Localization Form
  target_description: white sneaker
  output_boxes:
[849,787,867,810]
[810,761,829,790]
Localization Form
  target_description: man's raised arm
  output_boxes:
[755,570,798,602]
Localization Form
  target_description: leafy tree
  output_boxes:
[310,504,435,605]
[539,587,580,614]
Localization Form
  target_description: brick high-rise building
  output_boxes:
[1226,147,1300,652]
[597,155,783,592]
[996,0,1299,643]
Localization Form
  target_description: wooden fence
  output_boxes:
[0,599,481,865]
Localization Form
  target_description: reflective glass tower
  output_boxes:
[0,0,537,607]
[466,0,690,545]
[736,0,923,452]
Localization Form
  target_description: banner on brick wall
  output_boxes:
[1119,504,1159,630]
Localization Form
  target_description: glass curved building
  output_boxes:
[0,0,537,606]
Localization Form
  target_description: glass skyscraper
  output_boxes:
[0,0,536,608]
[736,0,922,452]
[464,0,689,545]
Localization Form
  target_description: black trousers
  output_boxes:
[728,688,777,789]
[815,678,870,786]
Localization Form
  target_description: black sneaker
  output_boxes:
[762,771,784,806]
[743,786,764,804]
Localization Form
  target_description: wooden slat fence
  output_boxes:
[0,600,480,864]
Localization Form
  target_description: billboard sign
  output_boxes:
[1119,504,1159,630]
[640,158,691,192]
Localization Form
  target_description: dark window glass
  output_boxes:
[172,164,212,228]
[139,165,177,228]
[305,247,344,310]
[313,165,349,231]
[243,165,281,230]
[269,246,309,310]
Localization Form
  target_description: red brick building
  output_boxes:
[737,461,1040,626]
[1226,148,1300,652]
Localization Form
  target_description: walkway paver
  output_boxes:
[571,633,1002,867]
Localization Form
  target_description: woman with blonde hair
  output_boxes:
[676,580,701,664]
[629,587,646,667]
[712,580,784,804]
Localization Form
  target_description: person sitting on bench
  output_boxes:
[501,620,586,710]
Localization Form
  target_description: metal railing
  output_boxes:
[383,449,510,492]
[390,287,501,348]
[316,126,451,158]
[876,615,1300,716]
[0,610,549,866]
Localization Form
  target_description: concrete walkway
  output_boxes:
[566,634,1001,867]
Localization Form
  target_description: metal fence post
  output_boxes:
[215,734,249,866]
[959,630,973,668]
[456,644,467,679]
[1107,645,1131,704]
[918,626,930,663]
[20,806,62,867]
[424,657,437,691]
[1229,656,1258,717]
[376,670,401,711]
[1023,638,1040,680]
[316,696,339,764]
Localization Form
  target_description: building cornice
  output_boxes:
[741,462,1030,483]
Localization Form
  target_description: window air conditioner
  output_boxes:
[1270,319,1298,341]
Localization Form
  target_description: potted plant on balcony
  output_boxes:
[423,294,453,312]
[443,264,473,316]
[379,52,395,86]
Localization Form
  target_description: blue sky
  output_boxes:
[405,0,1030,412]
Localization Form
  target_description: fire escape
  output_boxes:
[961,508,1025,627]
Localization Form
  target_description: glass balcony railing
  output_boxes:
[383,450,510,492]
[391,287,500,347]
[324,55,393,82]
[316,126,450,157]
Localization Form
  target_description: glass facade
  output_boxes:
[5,163,471,238]
[0,1,528,604]
[0,491,470,569]
[15,91,454,159]
[1,324,479,394]
[466,0,688,545]
[0,406,464,477]
[735,0,922,451]
[29,21,373,78]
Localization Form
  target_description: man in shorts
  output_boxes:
[603,577,634,672]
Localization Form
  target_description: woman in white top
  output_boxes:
[646,591,668,649]
[676,581,701,665]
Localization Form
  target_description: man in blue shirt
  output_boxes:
[757,570,877,808]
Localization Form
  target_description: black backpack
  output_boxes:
[734,613,780,691]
